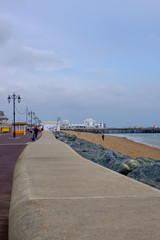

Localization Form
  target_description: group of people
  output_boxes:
[32,126,39,139]
[27,126,39,141]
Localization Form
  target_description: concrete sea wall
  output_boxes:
[9,131,160,240]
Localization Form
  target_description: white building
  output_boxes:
[95,123,106,129]
[0,111,8,124]
[61,118,106,129]
[43,121,60,132]
[69,123,86,129]
[83,118,96,128]
[61,120,70,129]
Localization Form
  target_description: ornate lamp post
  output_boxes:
[37,118,41,126]
[8,92,21,138]
[28,111,35,130]
[34,116,39,125]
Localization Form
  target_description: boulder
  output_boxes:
[55,132,77,143]
[111,159,136,175]
[128,163,160,189]
[111,157,158,175]
[102,149,129,169]
[135,157,157,166]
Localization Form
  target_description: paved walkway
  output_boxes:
[0,132,41,240]
[9,131,160,240]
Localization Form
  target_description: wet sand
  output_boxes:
[64,131,160,160]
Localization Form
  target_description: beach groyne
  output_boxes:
[9,131,160,240]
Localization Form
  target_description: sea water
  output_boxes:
[106,133,160,149]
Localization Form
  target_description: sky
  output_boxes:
[0,0,160,127]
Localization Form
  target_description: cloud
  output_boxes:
[150,34,160,41]
[24,81,126,110]
[0,15,13,45]
[2,43,66,72]
[2,73,160,127]
[85,67,115,75]
[0,15,67,72]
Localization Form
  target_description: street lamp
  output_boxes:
[28,111,35,130]
[34,116,39,125]
[7,92,21,138]
[38,119,41,125]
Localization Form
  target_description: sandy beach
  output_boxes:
[64,131,160,160]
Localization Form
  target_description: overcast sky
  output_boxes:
[0,0,160,127]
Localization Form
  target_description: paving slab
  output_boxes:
[9,131,160,240]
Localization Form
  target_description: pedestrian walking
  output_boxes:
[34,126,39,139]
[102,134,104,141]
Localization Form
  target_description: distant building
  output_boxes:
[43,121,60,131]
[14,123,27,135]
[0,111,8,124]
[83,118,96,128]
[61,118,106,129]
[61,120,70,129]
[95,123,106,129]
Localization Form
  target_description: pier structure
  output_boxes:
[9,131,160,239]
[63,127,160,134]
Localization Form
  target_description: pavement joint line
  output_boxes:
[0,143,27,145]
[6,138,22,140]
[29,194,160,200]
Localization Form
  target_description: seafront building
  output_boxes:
[0,111,12,133]
[0,111,8,124]
[61,118,106,129]
[43,121,60,131]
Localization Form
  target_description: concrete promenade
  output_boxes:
[9,131,160,240]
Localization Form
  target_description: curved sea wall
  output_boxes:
[55,132,160,190]
[9,130,160,240]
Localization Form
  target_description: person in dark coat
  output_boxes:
[34,126,39,138]
[102,134,104,141]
